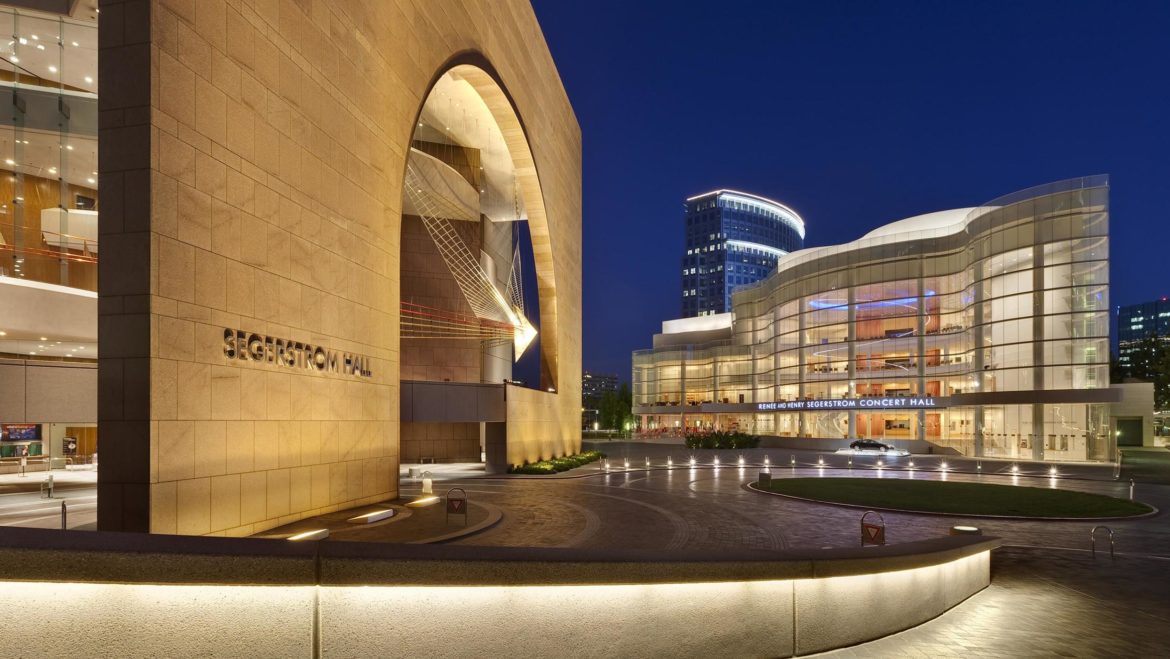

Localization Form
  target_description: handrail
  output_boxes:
[2,222,99,246]
[0,242,97,262]
[1090,525,1114,559]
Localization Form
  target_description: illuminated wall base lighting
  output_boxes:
[347,510,396,524]
[0,553,991,657]
[288,529,330,541]
[406,496,440,508]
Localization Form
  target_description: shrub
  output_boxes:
[508,450,607,474]
[685,431,759,450]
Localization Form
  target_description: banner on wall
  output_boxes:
[1,424,40,441]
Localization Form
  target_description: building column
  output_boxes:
[1032,403,1045,462]
[798,300,807,437]
[1031,245,1046,461]
[972,276,985,457]
[917,272,927,442]
[847,283,858,439]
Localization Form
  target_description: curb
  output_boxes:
[408,500,504,544]
[745,482,1162,521]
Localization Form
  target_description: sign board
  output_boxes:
[860,510,886,547]
[446,487,468,526]
[63,438,78,456]
[758,397,941,412]
[861,523,885,546]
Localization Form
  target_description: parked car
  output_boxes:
[849,439,892,452]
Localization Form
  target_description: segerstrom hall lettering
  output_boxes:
[223,329,373,378]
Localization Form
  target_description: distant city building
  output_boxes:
[1116,298,1170,369]
[582,371,619,430]
[681,190,805,317]
[583,372,620,400]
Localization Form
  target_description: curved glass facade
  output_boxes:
[638,177,1114,461]
[681,190,804,317]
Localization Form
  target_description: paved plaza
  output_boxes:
[2,445,1168,655]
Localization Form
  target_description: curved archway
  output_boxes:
[399,54,559,393]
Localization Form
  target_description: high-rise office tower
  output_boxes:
[681,190,804,317]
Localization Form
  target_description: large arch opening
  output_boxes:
[397,60,558,467]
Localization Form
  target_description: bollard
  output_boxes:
[1129,478,1135,502]
[60,501,67,530]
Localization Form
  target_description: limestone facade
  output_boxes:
[98,0,581,534]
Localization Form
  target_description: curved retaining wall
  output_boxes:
[0,528,998,657]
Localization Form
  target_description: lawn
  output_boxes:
[757,477,1153,518]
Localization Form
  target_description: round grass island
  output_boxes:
[754,477,1154,518]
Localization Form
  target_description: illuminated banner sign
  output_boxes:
[223,329,373,378]
[756,397,941,411]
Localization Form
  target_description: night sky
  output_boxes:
[529,0,1170,383]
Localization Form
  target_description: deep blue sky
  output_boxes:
[530,0,1170,382]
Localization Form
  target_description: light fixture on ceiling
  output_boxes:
[4,159,14,165]
[39,336,47,341]
[87,178,95,184]
[0,331,6,336]
[71,41,78,47]
[65,144,73,150]
[9,56,18,63]
[47,64,56,72]
[36,44,45,51]
[84,76,92,84]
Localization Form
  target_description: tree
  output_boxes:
[597,383,634,431]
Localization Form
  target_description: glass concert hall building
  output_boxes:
[635,177,1127,462]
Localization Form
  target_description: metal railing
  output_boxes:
[1090,525,1114,559]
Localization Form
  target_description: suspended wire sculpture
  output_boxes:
[401,155,536,358]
